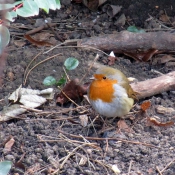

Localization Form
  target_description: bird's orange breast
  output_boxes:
[89,75,117,103]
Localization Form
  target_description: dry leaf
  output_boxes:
[14,162,25,171]
[1,87,54,121]
[9,87,53,102]
[24,35,53,47]
[3,136,15,153]
[0,104,27,121]
[103,4,122,18]
[159,14,169,22]
[19,95,46,108]
[140,101,151,112]
[114,13,126,26]
[82,0,107,11]
[159,55,175,64]
[147,117,174,127]
[117,120,132,133]
[79,115,88,127]
[79,155,88,166]
[56,79,88,105]
[124,49,158,62]
[166,61,175,67]
[14,40,26,47]
[156,105,175,114]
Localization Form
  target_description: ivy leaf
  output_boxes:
[34,0,49,13]
[16,1,39,17]
[0,25,10,54]
[0,4,15,10]
[43,76,56,86]
[127,26,145,33]
[5,11,17,22]
[64,57,79,70]
[55,0,61,9]
[0,161,12,175]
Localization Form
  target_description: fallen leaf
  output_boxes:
[79,155,88,166]
[103,4,122,18]
[82,0,107,11]
[0,104,26,121]
[166,61,175,67]
[124,49,158,62]
[19,94,46,108]
[14,40,26,47]
[3,136,15,153]
[24,34,53,47]
[117,120,132,133]
[14,162,25,171]
[56,79,88,105]
[114,13,126,26]
[79,115,88,127]
[159,55,175,64]
[147,117,174,127]
[156,105,175,114]
[159,14,169,22]
[141,101,151,112]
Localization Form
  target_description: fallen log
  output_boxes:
[131,71,175,99]
[78,31,175,53]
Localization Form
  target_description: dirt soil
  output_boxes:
[1,0,175,175]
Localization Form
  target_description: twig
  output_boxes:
[23,52,42,86]
[23,53,62,86]
[63,67,70,81]
[20,105,43,112]
[156,166,163,175]
[44,43,109,56]
[45,20,64,42]
[51,143,93,174]
[160,159,175,174]
[57,128,160,148]
[80,54,99,83]
[128,160,133,175]
[148,14,174,30]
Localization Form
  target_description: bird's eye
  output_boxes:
[103,76,106,79]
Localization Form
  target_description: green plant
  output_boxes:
[0,0,61,54]
[43,57,79,86]
[0,161,12,175]
[127,26,145,33]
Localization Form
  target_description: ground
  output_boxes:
[0,0,175,175]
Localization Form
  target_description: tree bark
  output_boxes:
[131,71,175,99]
[78,31,175,53]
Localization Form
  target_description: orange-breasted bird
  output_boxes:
[88,66,137,118]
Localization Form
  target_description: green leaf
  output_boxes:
[47,0,56,10]
[0,25,10,55]
[0,161,12,175]
[55,0,61,9]
[5,11,17,22]
[56,75,66,86]
[13,1,23,6]
[127,26,145,33]
[0,4,15,10]
[64,57,79,70]
[16,1,39,17]
[34,0,49,13]
[43,76,56,86]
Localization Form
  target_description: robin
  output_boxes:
[88,65,137,118]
